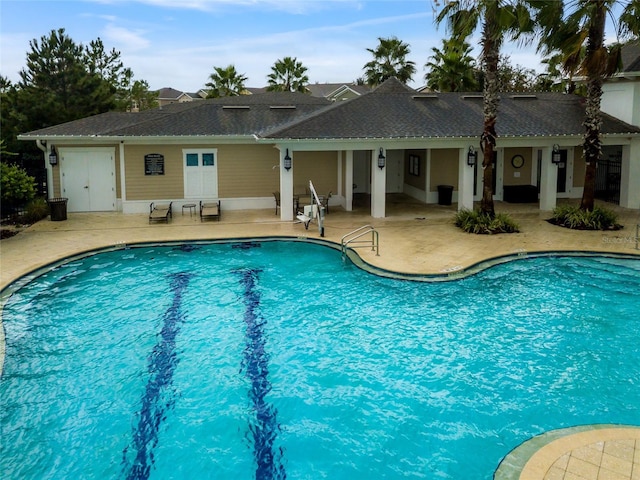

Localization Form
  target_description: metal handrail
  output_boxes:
[341,225,379,258]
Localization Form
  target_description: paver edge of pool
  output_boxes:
[1,236,639,480]
[494,424,640,480]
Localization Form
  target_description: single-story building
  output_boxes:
[19,78,640,220]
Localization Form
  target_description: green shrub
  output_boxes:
[454,209,520,234]
[19,197,49,225]
[1,162,36,205]
[550,205,620,230]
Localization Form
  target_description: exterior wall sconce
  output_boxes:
[49,146,58,166]
[283,149,292,171]
[551,144,561,164]
[467,146,478,166]
[377,148,386,169]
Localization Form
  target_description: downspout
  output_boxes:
[36,139,54,199]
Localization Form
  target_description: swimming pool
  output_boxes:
[1,240,639,479]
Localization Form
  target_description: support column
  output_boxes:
[337,151,343,199]
[458,147,474,211]
[345,150,353,212]
[619,140,640,209]
[371,148,386,218]
[279,147,294,221]
[539,146,558,211]
[119,141,126,211]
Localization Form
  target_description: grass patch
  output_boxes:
[20,197,49,225]
[454,209,520,234]
[549,205,621,230]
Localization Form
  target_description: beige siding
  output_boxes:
[52,162,61,198]
[430,148,458,190]
[504,147,533,186]
[292,151,338,196]
[218,144,280,197]
[122,144,338,200]
[124,145,185,200]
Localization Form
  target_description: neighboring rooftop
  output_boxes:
[620,40,640,75]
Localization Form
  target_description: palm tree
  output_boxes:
[436,0,534,216]
[363,36,416,86]
[424,38,479,92]
[205,65,248,98]
[266,57,309,93]
[534,0,640,211]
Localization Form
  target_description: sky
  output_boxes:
[0,0,577,93]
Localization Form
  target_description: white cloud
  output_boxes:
[102,24,150,51]
[90,0,364,15]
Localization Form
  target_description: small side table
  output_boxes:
[182,203,196,217]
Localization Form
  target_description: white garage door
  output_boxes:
[59,148,116,212]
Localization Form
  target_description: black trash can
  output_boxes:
[437,185,454,206]
[48,197,68,221]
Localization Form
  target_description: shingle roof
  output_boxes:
[20,78,640,140]
[621,41,640,73]
[262,77,640,140]
[157,87,185,100]
[21,92,332,138]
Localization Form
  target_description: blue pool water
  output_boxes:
[1,241,639,479]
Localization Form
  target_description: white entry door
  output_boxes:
[183,149,218,199]
[60,148,116,212]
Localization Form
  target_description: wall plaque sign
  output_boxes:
[144,153,165,175]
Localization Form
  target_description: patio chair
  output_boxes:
[149,202,172,224]
[200,200,221,222]
[321,191,332,214]
[273,191,280,215]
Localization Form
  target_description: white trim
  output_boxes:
[119,142,126,211]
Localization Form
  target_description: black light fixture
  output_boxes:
[467,146,478,166]
[49,145,58,166]
[551,144,561,164]
[283,148,292,171]
[377,148,386,169]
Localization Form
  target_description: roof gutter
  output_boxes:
[36,139,47,152]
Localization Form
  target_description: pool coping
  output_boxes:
[494,424,640,480]
[2,236,639,299]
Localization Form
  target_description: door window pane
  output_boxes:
[203,153,215,166]
[186,153,199,167]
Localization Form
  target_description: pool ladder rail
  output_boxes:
[341,225,379,259]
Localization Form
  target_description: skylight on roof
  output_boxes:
[511,94,537,99]
[412,95,438,99]
[270,105,296,110]
[222,105,250,110]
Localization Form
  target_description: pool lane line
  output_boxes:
[237,268,286,480]
[121,272,194,480]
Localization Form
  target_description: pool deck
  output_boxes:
[1,197,639,479]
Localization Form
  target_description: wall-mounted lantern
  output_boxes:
[377,148,386,169]
[467,146,478,166]
[49,145,58,166]
[551,144,562,164]
[283,149,292,171]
